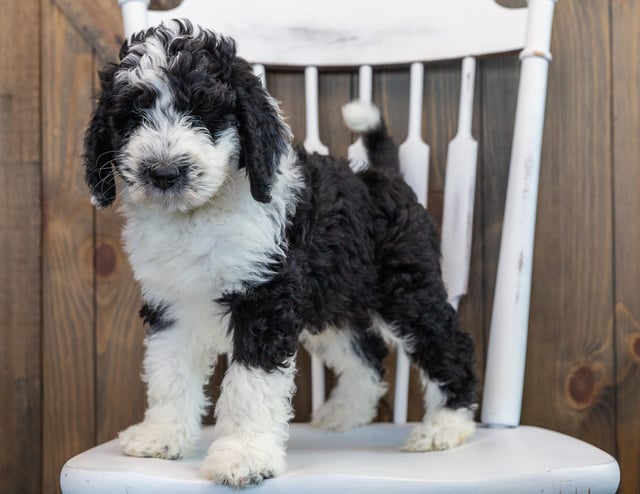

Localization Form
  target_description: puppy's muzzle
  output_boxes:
[149,166,181,190]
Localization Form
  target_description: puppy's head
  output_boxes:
[84,20,289,211]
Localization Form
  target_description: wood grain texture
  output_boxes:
[267,71,306,148]
[0,1,42,493]
[94,206,146,442]
[318,71,353,158]
[612,0,640,491]
[54,0,124,61]
[41,2,96,492]
[520,0,616,454]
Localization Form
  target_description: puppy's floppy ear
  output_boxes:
[84,64,118,208]
[232,58,289,203]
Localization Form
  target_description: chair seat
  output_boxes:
[61,423,619,493]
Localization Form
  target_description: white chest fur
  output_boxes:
[120,153,301,306]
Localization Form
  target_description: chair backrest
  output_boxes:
[118,0,557,428]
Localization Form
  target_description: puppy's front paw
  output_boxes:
[119,421,197,459]
[200,434,285,487]
[404,407,476,452]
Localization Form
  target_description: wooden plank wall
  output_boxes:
[0,0,637,492]
[0,2,42,493]
[612,0,640,491]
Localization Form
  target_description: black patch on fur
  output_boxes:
[231,57,288,203]
[362,118,400,174]
[352,328,389,379]
[221,143,476,407]
[220,266,303,371]
[84,64,119,207]
[161,21,239,138]
[140,303,174,335]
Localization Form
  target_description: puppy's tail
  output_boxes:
[342,100,399,173]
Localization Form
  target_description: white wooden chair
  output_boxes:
[60,1,621,492]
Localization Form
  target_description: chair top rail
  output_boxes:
[121,0,528,66]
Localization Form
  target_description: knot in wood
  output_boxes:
[627,333,640,364]
[566,364,600,410]
[95,243,117,277]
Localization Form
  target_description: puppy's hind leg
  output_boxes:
[301,325,388,432]
[382,304,477,451]
[404,380,476,452]
[407,305,477,451]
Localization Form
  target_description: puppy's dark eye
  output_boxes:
[218,114,238,130]
[110,113,141,139]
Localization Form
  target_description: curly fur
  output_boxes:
[83,19,477,488]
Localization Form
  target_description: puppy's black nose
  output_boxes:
[149,167,181,190]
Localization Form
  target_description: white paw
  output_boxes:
[404,408,476,452]
[311,371,387,432]
[312,397,377,432]
[119,421,197,459]
[200,434,285,487]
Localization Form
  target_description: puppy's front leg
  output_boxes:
[119,302,226,459]
[202,358,296,487]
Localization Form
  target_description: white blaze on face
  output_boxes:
[113,22,241,212]
[119,105,239,212]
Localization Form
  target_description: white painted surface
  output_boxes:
[117,0,529,66]
[119,0,149,40]
[300,64,330,414]
[481,0,558,428]
[303,66,329,156]
[252,64,266,87]
[302,66,329,413]
[394,62,429,423]
[441,57,478,309]
[399,62,429,208]
[347,65,373,170]
[310,355,325,413]
[61,424,620,493]
[392,351,410,425]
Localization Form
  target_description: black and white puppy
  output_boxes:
[84,19,477,488]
